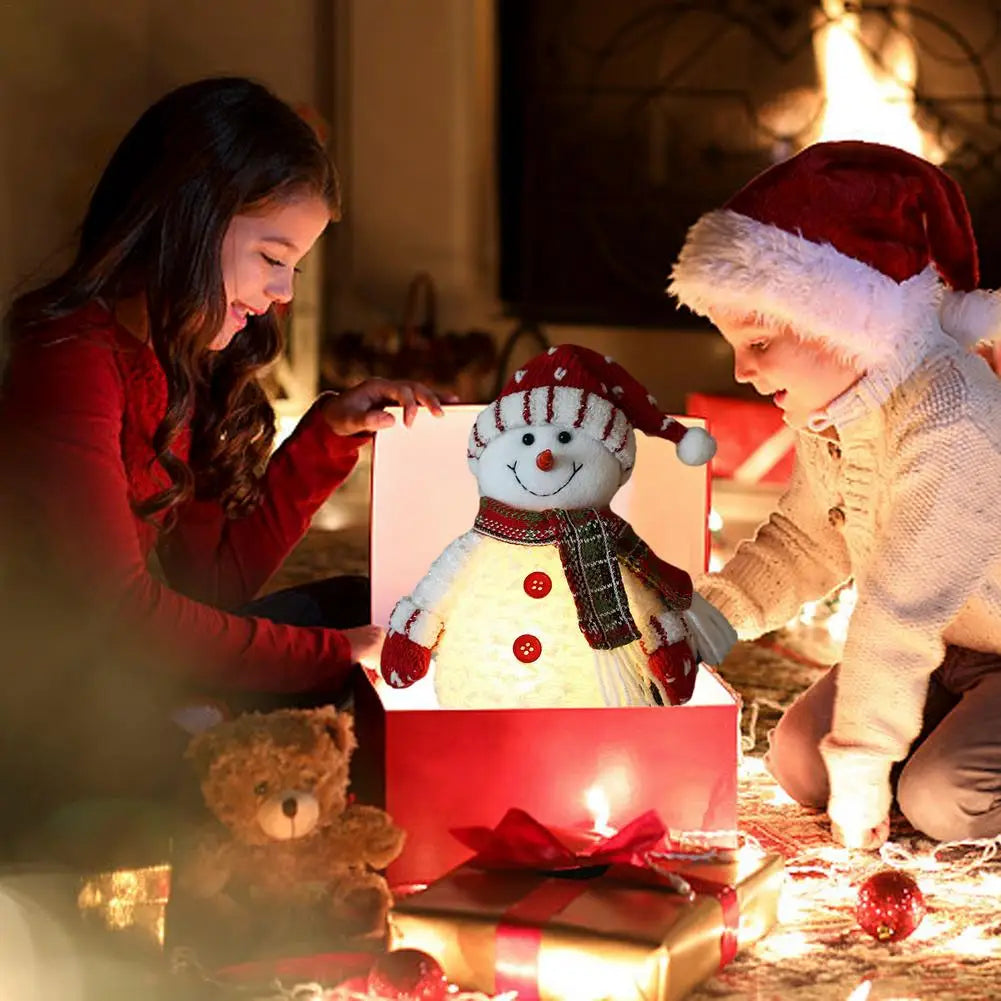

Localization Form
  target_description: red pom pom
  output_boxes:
[367,949,448,1001]
[856,868,926,942]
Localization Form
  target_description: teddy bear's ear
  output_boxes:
[185,728,223,778]
[321,710,357,756]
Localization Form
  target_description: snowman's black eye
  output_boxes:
[557,431,573,444]
[522,432,535,445]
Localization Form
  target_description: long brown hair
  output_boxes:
[6,77,340,523]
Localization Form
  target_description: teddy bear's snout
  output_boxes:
[257,789,321,841]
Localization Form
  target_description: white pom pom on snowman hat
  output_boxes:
[674,424,717,466]
[468,344,717,469]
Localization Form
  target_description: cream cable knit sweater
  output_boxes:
[698,337,1001,834]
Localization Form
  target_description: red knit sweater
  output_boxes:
[0,303,364,694]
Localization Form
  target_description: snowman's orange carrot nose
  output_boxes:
[536,449,555,471]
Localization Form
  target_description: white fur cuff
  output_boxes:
[388,597,444,648]
[650,610,689,647]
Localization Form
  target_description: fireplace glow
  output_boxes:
[815,0,943,162]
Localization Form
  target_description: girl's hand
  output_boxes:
[342,624,386,666]
[321,379,448,435]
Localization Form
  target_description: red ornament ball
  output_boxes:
[856,868,926,942]
[367,949,448,1001]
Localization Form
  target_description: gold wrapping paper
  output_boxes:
[77,864,171,948]
[390,852,784,1001]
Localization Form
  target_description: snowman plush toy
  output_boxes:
[380,344,737,709]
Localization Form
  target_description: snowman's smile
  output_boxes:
[507,460,584,497]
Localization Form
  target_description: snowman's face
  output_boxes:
[475,424,626,510]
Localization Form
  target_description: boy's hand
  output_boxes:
[322,379,449,435]
[831,815,890,851]
[974,340,1001,376]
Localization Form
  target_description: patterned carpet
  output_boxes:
[269,512,1001,1001]
[692,640,1001,1001]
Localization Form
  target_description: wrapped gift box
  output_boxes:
[388,845,784,1001]
[686,393,795,487]
[352,406,738,889]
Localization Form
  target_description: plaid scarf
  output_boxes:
[474,497,693,650]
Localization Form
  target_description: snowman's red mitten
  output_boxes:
[647,612,698,705]
[380,632,432,688]
[380,597,444,689]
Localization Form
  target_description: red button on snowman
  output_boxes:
[380,344,737,709]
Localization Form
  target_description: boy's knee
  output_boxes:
[764,713,829,809]
[897,757,1001,842]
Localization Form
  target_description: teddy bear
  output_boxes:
[169,706,405,960]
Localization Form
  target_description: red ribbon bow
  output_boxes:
[451,806,667,871]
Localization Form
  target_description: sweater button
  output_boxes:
[523,571,552,598]
[513,634,542,663]
[828,506,846,528]
[827,441,842,459]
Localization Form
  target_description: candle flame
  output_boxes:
[585,785,616,836]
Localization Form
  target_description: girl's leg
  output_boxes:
[896,649,1001,842]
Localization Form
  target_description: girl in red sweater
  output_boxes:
[0,77,442,821]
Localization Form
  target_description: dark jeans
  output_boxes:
[239,574,370,630]
[223,574,370,714]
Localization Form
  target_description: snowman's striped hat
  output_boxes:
[468,344,716,471]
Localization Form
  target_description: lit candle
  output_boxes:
[585,785,617,837]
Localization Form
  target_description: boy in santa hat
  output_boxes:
[670,140,1001,850]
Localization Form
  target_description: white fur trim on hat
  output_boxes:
[468,387,637,470]
[668,209,945,370]
[940,288,1001,346]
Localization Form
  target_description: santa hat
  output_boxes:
[668,140,1001,371]
[467,344,716,472]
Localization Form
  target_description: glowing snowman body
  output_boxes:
[427,424,672,708]
[430,533,669,708]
